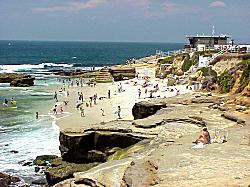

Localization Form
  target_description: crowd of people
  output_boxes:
[44,78,123,120]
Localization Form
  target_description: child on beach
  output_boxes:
[80,106,85,117]
[100,108,105,116]
[117,106,121,119]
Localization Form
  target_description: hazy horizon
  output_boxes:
[1,0,250,43]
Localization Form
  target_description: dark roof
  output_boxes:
[186,35,230,39]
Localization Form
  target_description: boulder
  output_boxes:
[10,77,34,87]
[132,100,166,120]
[0,172,21,187]
[44,158,98,186]
[110,67,135,81]
[33,155,59,166]
[59,129,145,163]
[0,73,35,87]
[31,178,47,185]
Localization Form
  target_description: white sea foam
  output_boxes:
[0,63,74,73]
[30,92,53,96]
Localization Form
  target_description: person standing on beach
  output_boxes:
[100,108,105,116]
[117,106,121,119]
[54,91,58,102]
[138,88,141,98]
[108,90,111,99]
[81,92,84,102]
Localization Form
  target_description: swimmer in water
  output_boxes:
[3,99,8,107]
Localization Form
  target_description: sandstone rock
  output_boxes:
[94,68,113,83]
[45,159,98,186]
[0,172,21,187]
[221,112,246,125]
[0,73,35,87]
[132,100,166,120]
[110,67,135,81]
[31,178,47,185]
[33,155,59,166]
[60,130,145,163]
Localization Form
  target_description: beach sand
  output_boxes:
[49,78,194,130]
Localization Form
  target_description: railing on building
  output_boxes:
[156,48,196,57]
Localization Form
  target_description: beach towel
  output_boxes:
[192,142,208,149]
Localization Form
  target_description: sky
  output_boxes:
[0,0,250,43]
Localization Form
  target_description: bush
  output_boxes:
[181,54,197,72]
[218,59,250,93]
[200,67,217,77]
[218,71,234,93]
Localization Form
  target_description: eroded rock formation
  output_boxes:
[0,73,35,87]
[0,172,21,187]
[110,67,135,81]
[59,127,147,163]
[132,100,166,120]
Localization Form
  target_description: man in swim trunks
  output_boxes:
[193,127,211,144]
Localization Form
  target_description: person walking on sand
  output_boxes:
[54,91,58,102]
[117,106,121,119]
[53,105,57,115]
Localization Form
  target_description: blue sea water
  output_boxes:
[0,41,184,185]
[0,40,184,71]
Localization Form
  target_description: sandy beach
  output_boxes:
[50,78,194,130]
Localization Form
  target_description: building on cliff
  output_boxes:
[186,34,230,50]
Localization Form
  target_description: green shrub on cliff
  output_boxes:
[239,60,250,92]
[200,67,217,77]
[218,71,234,93]
[158,56,174,64]
[181,54,197,72]
[218,59,250,93]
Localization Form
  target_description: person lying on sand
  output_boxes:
[193,127,211,144]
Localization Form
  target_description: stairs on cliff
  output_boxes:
[95,68,113,83]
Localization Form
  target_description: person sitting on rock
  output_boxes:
[193,127,211,144]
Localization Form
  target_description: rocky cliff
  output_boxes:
[0,73,35,86]
[53,93,250,187]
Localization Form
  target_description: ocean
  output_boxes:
[0,41,183,185]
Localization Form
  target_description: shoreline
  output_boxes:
[49,77,194,130]
[1,48,250,186]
